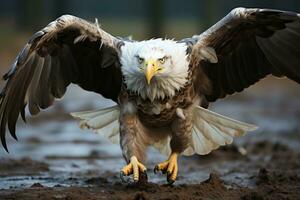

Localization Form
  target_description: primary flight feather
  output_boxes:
[1,8,300,184]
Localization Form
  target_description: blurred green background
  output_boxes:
[0,0,300,80]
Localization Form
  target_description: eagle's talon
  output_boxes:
[120,171,129,183]
[167,176,175,185]
[154,153,178,184]
[167,171,177,185]
[154,165,159,174]
[120,156,147,183]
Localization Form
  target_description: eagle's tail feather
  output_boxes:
[182,106,257,156]
[70,105,120,144]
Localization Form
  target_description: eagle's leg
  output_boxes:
[119,102,149,183]
[154,108,192,184]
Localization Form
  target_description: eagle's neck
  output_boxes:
[123,68,189,102]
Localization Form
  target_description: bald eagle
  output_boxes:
[1,8,300,184]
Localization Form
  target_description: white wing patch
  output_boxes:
[71,105,120,144]
[151,106,257,156]
[182,106,257,156]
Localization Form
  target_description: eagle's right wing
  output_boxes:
[0,15,124,151]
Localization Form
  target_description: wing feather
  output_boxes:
[0,15,124,151]
[188,8,300,102]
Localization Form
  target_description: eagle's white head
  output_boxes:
[120,39,189,101]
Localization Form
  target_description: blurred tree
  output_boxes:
[16,0,43,31]
[146,0,164,38]
[53,0,69,18]
[202,0,219,31]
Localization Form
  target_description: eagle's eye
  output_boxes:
[158,57,166,64]
[136,56,144,64]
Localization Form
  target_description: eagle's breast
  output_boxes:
[127,82,196,127]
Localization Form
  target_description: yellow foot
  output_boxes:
[120,156,147,183]
[154,153,178,184]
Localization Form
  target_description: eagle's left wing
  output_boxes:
[187,8,300,102]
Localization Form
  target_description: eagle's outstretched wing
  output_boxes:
[0,15,123,151]
[188,8,300,102]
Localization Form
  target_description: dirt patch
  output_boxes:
[0,174,244,200]
[1,170,299,200]
[1,139,300,200]
[0,158,49,177]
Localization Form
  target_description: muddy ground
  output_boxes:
[0,77,299,200]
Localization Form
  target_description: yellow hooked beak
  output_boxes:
[145,59,159,84]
